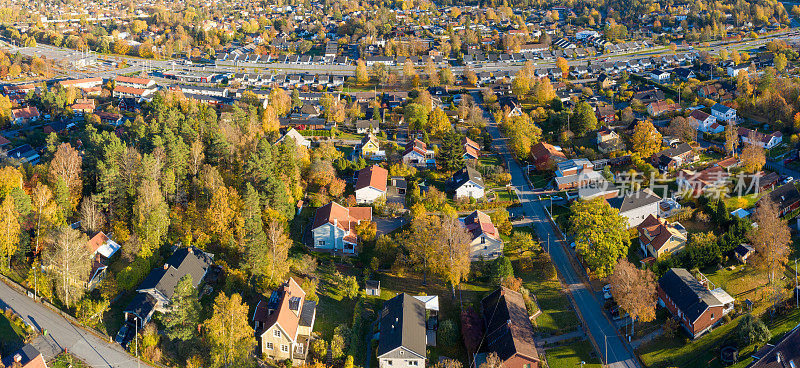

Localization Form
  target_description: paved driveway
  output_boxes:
[0,281,154,368]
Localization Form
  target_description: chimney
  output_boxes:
[163,263,169,270]
[334,218,338,228]
[14,353,22,362]
[187,247,194,254]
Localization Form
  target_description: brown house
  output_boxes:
[657,268,734,339]
[530,142,566,170]
[478,287,540,368]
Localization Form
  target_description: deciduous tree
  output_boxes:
[0,196,20,268]
[749,197,791,284]
[160,274,200,341]
[608,259,657,335]
[741,132,766,173]
[631,120,663,158]
[569,198,630,279]
[44,226,91,307]
[204,293,255,368]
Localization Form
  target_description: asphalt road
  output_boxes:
[0,281,154,368]
[475,91,641,368]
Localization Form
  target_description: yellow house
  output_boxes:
[359,133,380,157]
[253,278,317,364]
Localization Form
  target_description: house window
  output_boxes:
[710,313,715,320]
[318,240,325,245]
[281,345,289,353]
[408,361,419,366]
[296,345,304,354]
[387,361,393,366]
[481,237,486,244]
[274,330,281,338]
[266,342,274,350]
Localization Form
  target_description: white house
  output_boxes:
[376,294,427,368]
[354,165,388,204]
[451,166,485,200]
[738,127,783,149]
[689,109,722,134]
[727,64,749,77]
[649,69,671,83]
[711,103,736,122]
[275,128,311,148]
[606,189,662,229]
[463,210,504,260]
[310,202,372,254]
[402,139,435,168]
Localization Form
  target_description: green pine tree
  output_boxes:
[160,274,200,341]
[437,132,465,172]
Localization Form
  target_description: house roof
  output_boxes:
[530,141,566,162]
[114,85,150,96]
[480,287,539,363]
[403,139,429,157]
[377,293,427,358]
[276,127,309,146]
[711,103,734,114]
[1,344,47,368]
[658,268,731,323]
[355,165,388,192]
[312,202,372,243]
[138,246,213,300]
[750,323,800,368]
[738,127,782,144]
[12,106,40,119]
[122,292,157,323]
[637,214,686,253]
[607,188,661,213]
[360,133,379,147]
[86,231,121,259]
[59,77,102,87]
[464,210,500,241]
[689,109,711,121]
[254,277,312,341]
[764,182,800,209]
[452,166,484,189]
[115,75,154,86]
[463,137,480,151]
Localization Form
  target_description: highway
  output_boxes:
[475,90,641,367]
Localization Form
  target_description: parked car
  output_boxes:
[603,284,613,300]
[784,176,794,184]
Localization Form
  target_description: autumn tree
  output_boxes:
[740,132,766,173]
[429,107,451,137]
[79,195,105,234]
[608,259,657,335]
[556,57,569,79]
[31,183,57,255]
[437,215,472,295]
[775,53,788,72]
[133,180,169,256]
[0,196,20,268]
[404,204,439,283]
[204,293,256,368]
[749,197,791,284]
[49,142,82,203]
[43,226,91,307]
[569,198,630,279]
[356,59,369,84]
[264,219,291,287]
[725,123,738,156]
[631,120,663,158]
[669,116,696,143]
[160,274,200,341]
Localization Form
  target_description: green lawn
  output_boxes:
[546,340,603,368]
[0,313,25,355]
[314,261,359,340]
[529,172,554,189]
[49,353,90,368]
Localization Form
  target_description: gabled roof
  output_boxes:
[656,142,693,159]
[638,214,686,253]
[12,106,40,119]
[658,268,729,323]
[1,344,47,368]
[464,210,499,241]
[276,128,308,146]
[312,202,372,235]
[377,293,427,358]
[115,75,154,86]
[750,323,800,368]
[530,141,566,161]
[480,287,539,362]
[689,109,712,121]
[403,139,429,157]
[254,278,313,342]
[607,189,661,213]
[764,182,800,209]
[355,165,388,192]
[360,133,379,147]
[86,231,121,259]
[138,246,213,300]
[452,166,484,189]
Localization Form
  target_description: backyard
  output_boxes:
[545,339,603,368]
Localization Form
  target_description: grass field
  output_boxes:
[546,339,603,368]
[49,353,90,368]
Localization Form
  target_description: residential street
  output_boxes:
[0,280,154,368]
[475,92,641,368]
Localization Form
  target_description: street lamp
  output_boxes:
[134,316,140,368]
[795,258,798,309]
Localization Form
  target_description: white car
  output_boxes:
[784,177,794,184]
[603,284,613,300]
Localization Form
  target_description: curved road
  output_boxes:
[0,280,154,368]
[475,91,641,368]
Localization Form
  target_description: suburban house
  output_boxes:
[596,127,622,153]
[607,189,662,228]
[760,182,800,218]
[749,322,800,368]
[595,104,617,124]
[376,294,427,368]
[59,77,103,90]
[498,96,523,117]
[253,278,317,364]
[553,159,608,191]
[738,127,783,149]
[359,134,381,158]
[463,210,503,260]
[71,98,96,114]
[275,128,311,148]
[310,202,372,254]
[658,268,735,339]
[689,110,722,134]
[450,166,485,200]
[5,144,40,165]
[115,75,157,90]
[653,143,696,172]
[85,231,121,289]
[402,139,435,168]
[637,214,688,258]
[355,119,380,134]
[727,64,749,77]
[2,344,47,368]
[710,103,736,122]
[647,100,680,116]
[11,106,41,124]
[530,142,567,170]
[649,69,671,82]
[355,165,388,204]
[123,246,214,329]
[463,137,481,161]
[676,166,730,196]
[476,287,540,368]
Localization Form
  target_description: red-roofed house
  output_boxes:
[355,165,388,204]
[59,77,103,90]
[463,137,481,160]
[112,85,155,101]
[530,141,567,170]
[114,75,156,89]
[11,106,40,124]
[689,109,722,133]
[253,278,316,364]
[402,139,435,168]
[647,100,680,116]
[676,166,730,196]
[637,214,688,258]
[311,202,372,254]
[463,210,503,260]
[70,98,95,114]
[86,231,121,289]
[2,344,48,368]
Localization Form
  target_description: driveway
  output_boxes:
[473,91,641,368]
[0,280,154,368]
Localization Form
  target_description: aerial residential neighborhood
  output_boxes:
[2,0,800,367]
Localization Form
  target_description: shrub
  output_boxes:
[439,319,459,346]
[737,313,770,346]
